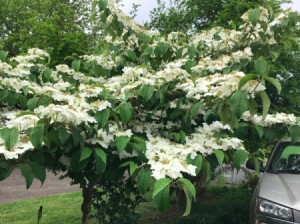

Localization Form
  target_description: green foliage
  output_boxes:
[214,150,225,165]
[233,150,248,169]
[178,178,196,216]
[0,127,18,150]
[147,0,289,33]
[19,164,35,189]
[178,187,253,224]
[118,102,133,123]
[80,147,93,162]
[92,180,142,224]
[0,50,8,61]
[30,124,44,149]
[152,178,172,212]
[249,8,261,25]
[229,90,248,118]
[140,85,154,102]
[115,136,130,152]
[94,148,107,173]
[136,168,152,194]
[0,160,14,181]
[0,0,91,65]
[95,109,110,128]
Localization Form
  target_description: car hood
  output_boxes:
[258,173,300,210]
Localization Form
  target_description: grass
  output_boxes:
[0,191,98,224]
[0,187,253,224]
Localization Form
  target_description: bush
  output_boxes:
[178,187,253,224]
[92,179,142,224]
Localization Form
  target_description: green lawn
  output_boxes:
[0,187,253,224]
[0,191,96,224]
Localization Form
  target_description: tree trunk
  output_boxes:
[81,181,95,224]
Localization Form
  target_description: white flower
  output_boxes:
[0,134,34,160]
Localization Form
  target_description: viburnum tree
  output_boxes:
[0,0,299,223]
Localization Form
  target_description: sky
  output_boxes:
[120,0,300,24]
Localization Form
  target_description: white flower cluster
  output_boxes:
[192,47,253,73]
[81,54,116,70]
[176,71,264,99]
[34,104,96,125]
[146,135,197,180]
[242,111,297,127]
[106,0,159,37]
[0,136,34,160]
[0,110,35,159]
[146,121,244,179]
[189,27,242,52]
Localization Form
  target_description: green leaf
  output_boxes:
[0,50,8,61]
[118,102,133,123]
[265,77,281,94]
[258,32,266,42]
[7,93,18,106]
[140,85,154,102]
[233,150,248,169]
[178,178,196,216]
[18,95,27,109]
[152,178,172,212]
[95,109,110,128]
[120,161,137,176]
[253,125,264,139]
[28,161,46,185]
[258,91,270,119]
[271,51,280,62]
[190,101,203,119]
[132,136,146,154]
[94,148,107,173]
[288,12,298,25]
[116,136,130,152]
[99,0,108,11]
[0,161,14,181]
[187,155,203,174]
[127,51,137,61]
[27,97,39,111]
[248,98,258,116]
[71,60,81,72]
[80,147,93,162]
[214,150,225,165]
[229,90,248,118]
[222,66,231,74]
[70,150,89,172]
[238,74,258,89]
[30,124,44,149]
[58,127,69,145]
[254,57,268,76]
[288,126,300,143]
[154,43,169,57]
[137,168,152,194]
[170,109,182,120]
[19,164,34,189]
[43,68,52,81]
[248,8,260,25]
[0,127,19,150]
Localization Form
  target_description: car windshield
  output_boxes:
[267,143,300,174]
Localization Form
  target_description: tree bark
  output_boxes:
[81,181,95,224]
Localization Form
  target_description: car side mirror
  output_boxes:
[246,158,265,172]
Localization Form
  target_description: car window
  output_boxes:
[268,144,300,174]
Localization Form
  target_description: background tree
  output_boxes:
[0,0,94,65]
[147,0,291,33]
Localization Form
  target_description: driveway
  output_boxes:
[0,169,79,204]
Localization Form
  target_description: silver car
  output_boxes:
[247,140,300,224]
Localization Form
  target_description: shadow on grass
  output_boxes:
[138,186,253,224]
